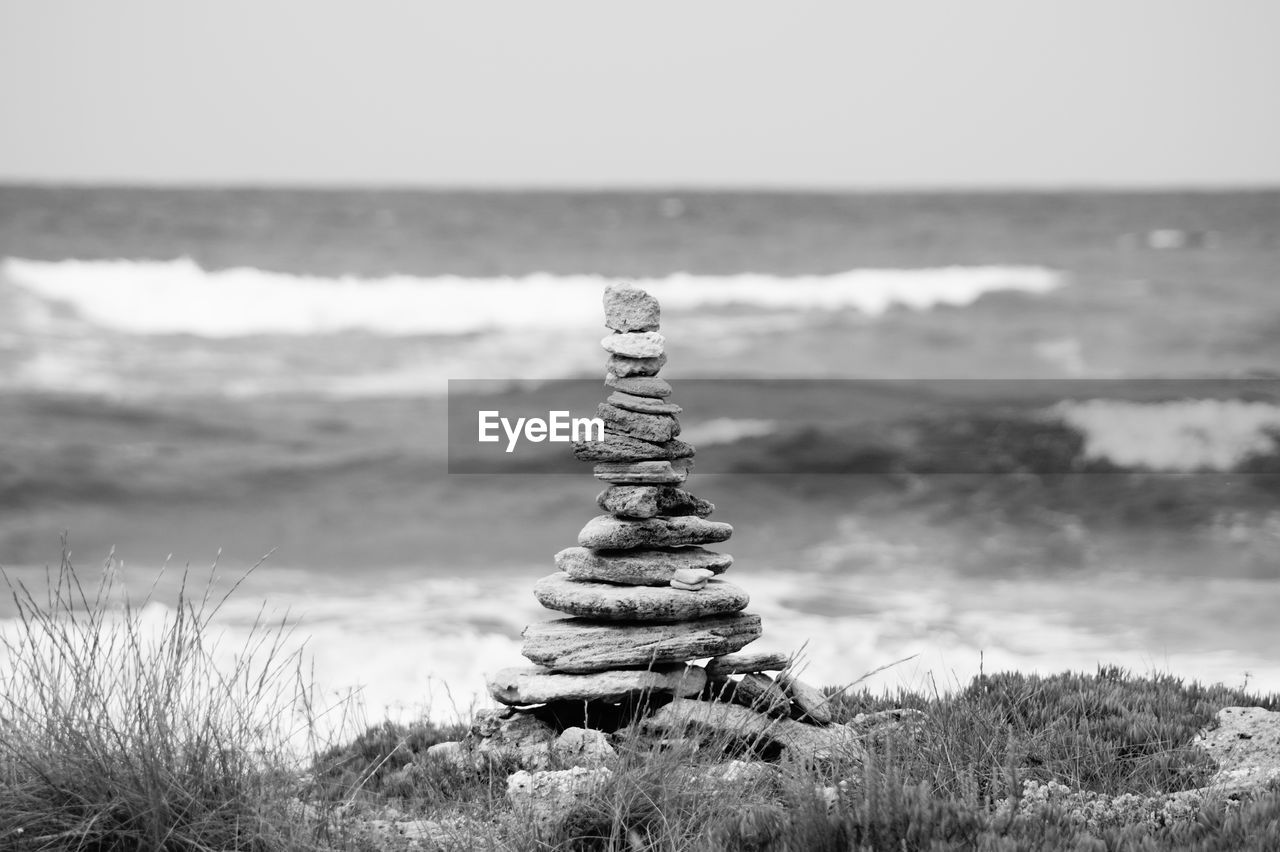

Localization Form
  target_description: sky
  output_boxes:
[1,0,1278,188]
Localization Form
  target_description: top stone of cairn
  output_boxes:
[604,282,660,333]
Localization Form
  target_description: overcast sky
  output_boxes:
[2,0,1277,188]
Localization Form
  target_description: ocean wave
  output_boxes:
[3,257,1063,338]
[1053,399,1280,471]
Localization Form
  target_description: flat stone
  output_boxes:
[605,373,672,398]
[593,460,691,485]
[730,673,792,717]
[555,546,732,586]
[777,669,834,725]
[601,331,665,359]
[604,282,660,332]
[642,699,866,763]
[488,664,706,705]
[606,353,667,378]
[596,486,713,519]
[670,580,704,591]
[672,567,715,585]
[534,573,748,622]
[578,514,732,549]
[598,403,680,443]
[607,391,683,415]
[522,613,762,673]
[705,650,792,678]
[573,432,694,463]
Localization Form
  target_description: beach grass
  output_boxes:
[1,549,1278,851]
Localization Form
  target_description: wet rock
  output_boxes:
[705,650,792,677]
[534,573,748,622]
[601,331,665,359]
[606,353,667,377]
[522,613,762,673]
[598,403,680,443]
[607,391,683,414]
[577,514,732,549]
[488,664,706,705]
[572,432,694,463]
[605,373,672,398]
[593,460,690,484]
[777,669,834,725]
[604,282,660,332]
[595,485,713,519]
[556,546,731,586]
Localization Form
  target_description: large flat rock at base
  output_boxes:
[642,698,866,763]
[593,460,690,485]
[522,613,762,673]
[488,664,706,706]
[604,282,660,332]
[596,485,713,519]
[556,546,732,585]
[606,353,667,378]
[578,514,732,549]
[598,403,680,443]
[605,373,672,398]
[573,432,694,463]
[601,331,665,359]
[534,573,748,622]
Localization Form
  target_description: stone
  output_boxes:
[555,546,732,586]
[507,766,613,835]
[598,403,680,443]
[488,663,707,706]
[605,373,672,398]
[731,673,792,717]
[705,650,793,678]
[573,432,694,463]
[596,485,713,519]
[593,460,691,485]
[672,567,715,585]
[534,573,748,622]
[606,353,667,377]
[424,740,471,771]
[521,613,762,673]
[642,699,866,763]
[670,580,703,591]
[1195,706,1280,793]
[604,282,660,332]
[473,711,557,770]
[601,331,665,359]
[551,727,616,768]
[776,669,834,725]
[578,514,732,550]
[607,391,683,415]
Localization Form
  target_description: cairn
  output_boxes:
[485,283,842,747]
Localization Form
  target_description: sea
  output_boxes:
[1,186,1278,726]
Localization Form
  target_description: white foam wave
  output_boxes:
[1053,399,1280,471]
[3,258,1063,338]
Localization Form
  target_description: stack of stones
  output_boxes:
[486,283,838,742]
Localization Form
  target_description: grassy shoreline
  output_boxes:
[2,550,1278,851]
